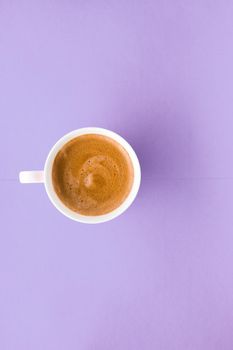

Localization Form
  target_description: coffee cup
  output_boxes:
[19,128,141,223]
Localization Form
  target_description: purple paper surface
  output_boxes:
[1,1,233,349]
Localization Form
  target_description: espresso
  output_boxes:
[52,134,134,216]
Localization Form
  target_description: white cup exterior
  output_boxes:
[21,128,141,223]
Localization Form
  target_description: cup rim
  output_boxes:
[44,127,141,224]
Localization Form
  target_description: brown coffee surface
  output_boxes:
[52,134,134,216]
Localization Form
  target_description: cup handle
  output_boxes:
[19,171,44,184]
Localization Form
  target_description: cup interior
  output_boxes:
[44,128,141,223]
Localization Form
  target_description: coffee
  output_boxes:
[52,134,134,216]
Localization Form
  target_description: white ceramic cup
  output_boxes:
[19,128,141,223]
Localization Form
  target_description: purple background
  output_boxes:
[1,1,233,349]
